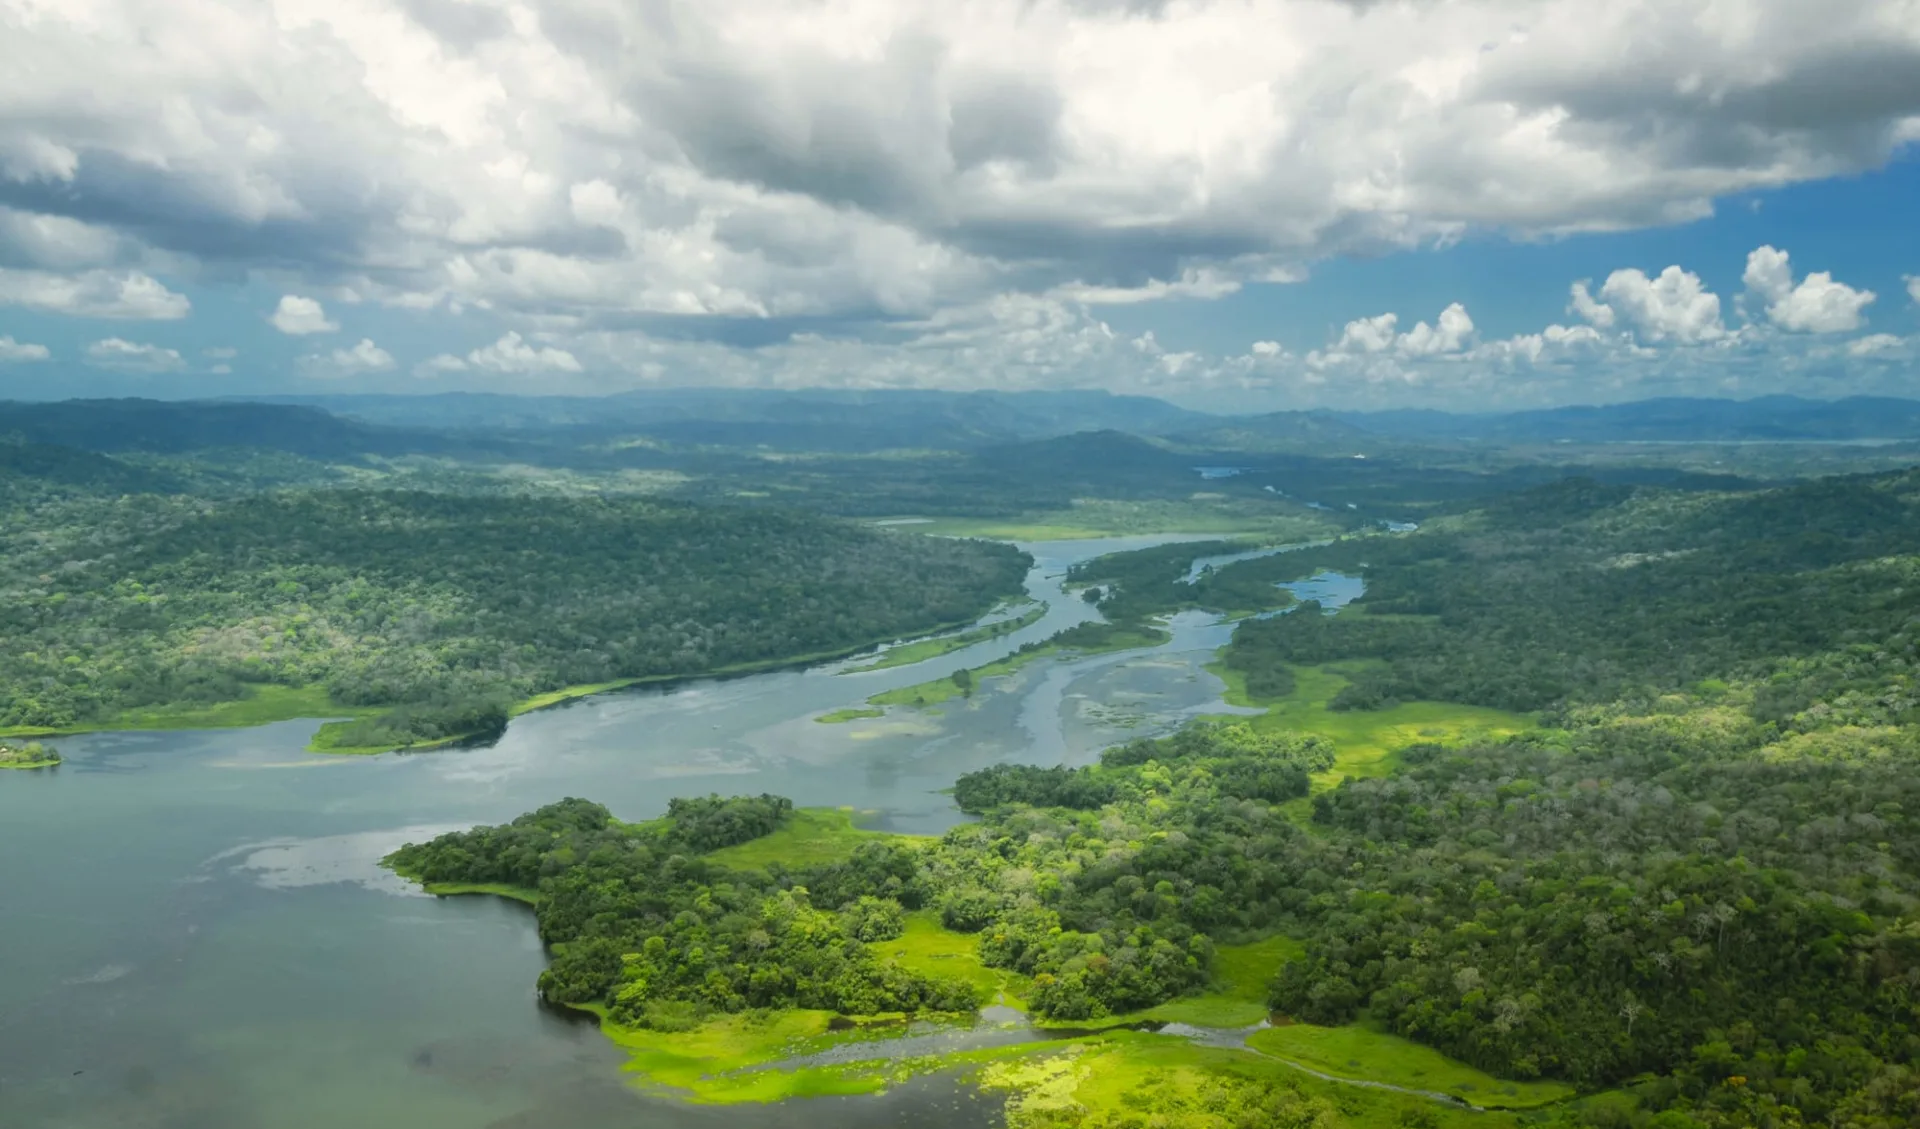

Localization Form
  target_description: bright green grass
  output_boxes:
[841,604,1048,673]
[816,707,887,724]
[866,671,977,709]
[984,1032,1524,1129]
[0,684,377,740]
[591,1004,1041,1104]
[1210,661,1534,790]
[1035,934,1305,1031]
[1214,934,1304,1001]
[415,881,539,905]
[875,911,1031,1009]
[596,1007,849,1101]
[705,808,922,871]
[1246,1023,1576,1109]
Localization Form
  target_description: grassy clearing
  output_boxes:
[841,604,1049,673]
[597,1007,854,1101]
[877,912,1031,1009]
[415,881,539,905]
[1214,934,1304,1002]
[983,1033,1523,1129]
[1035,934,1305,1031]
[816,707,887,724]
[1247,1023,1576,1109]
[1210,661,1534,790]
[705,808,923,871]
[594,1004,1061,1104]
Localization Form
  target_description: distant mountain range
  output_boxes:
[257,390,1920,445]
[1331,396,1920,443]
[5,394,1920,466]
[243,388,1221,449]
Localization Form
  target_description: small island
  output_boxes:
[0,740,62,769]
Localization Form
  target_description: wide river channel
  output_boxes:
[0,535,1362,1129]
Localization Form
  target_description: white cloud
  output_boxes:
[1906,276,1920,306]
[85,338,185,372]
[1334,314,1401,355]
[464,332,582,375]
[1,0,1917,335]
[1742,246,1875,333]
[1847,333,1905,357]
[0,207,124,270]
[270,295,338,335]
[0,269,190,319]
[1319,303,1477,363]
[414,354,470,377]
[300,338,395,378]
[1250,340,1283,358]
[1568,282,1616,329]
[1397,303,1475,357]
[0,336,50,362]
[1475,323,1610,366]
[1573,266,1724,344]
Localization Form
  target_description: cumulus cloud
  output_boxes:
[464,332,583,374]
[1846,333,1906,357]
[1398,303,1475,357]
[299,338,395,378]
[1,0,1917,337]
[1742,246,1875,332]
[0,336,50,362]
[1333,314,1402,355]
[0,269,190,319]
[1907,276,1920,305]
[85,338,185,372]
[1572,267,1725,344]
[1318,303,1477,363]
[270,295,339,335]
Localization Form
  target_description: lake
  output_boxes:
[0,536,1346,1128]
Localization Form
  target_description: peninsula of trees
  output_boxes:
[0,491,1030,744]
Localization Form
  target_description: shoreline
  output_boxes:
[0,607,1004,754]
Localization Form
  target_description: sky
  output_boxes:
[1,0,1918,412]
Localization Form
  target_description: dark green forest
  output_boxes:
[396,466,1920,1129]
[0,490,1028,730]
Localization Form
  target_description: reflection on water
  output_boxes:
[1271,571,1366,614]
[0,537,1360,1128]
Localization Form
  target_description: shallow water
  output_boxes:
[0,535,1316,1129]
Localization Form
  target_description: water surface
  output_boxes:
[1,535,1287,1129]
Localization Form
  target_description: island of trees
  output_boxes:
[0,740,60,769]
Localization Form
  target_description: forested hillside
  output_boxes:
[1223,471,1920,713]
[0,490,1029,731]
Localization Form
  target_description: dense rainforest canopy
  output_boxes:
[397,466,1920,1129]
[0,489,1029,729]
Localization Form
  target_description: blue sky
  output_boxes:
[2,0,1918,411]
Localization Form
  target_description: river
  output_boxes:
[0,536,1353,1129]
